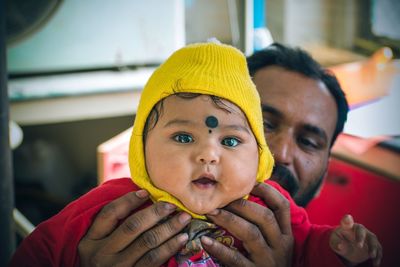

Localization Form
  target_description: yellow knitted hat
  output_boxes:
[129,42,274,219]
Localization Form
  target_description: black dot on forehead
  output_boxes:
[205,116,218,128]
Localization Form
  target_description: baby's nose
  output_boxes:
[196,143,220,165]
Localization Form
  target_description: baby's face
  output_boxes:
[145,94,259,214]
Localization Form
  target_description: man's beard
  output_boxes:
[270,164,324,207]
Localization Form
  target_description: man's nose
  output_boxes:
[269,133,295,166]
[196,142,220,165]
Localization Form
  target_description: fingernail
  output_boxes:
[178,233,188,243]
[207,209,220,216]
[178,212,191,224]
[135,190,149,198]
[163,202,176,210]
[201,236,213,246]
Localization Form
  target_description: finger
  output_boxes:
[365,232,382,265]
[207,208,270,254]
[224,197,283,249]
[123,212,191,261]
[373,243,383,267]
[251,183,292,236]
[103,201,177,253]
[354,224,367,248]
[330,234,344,254]
[86,191,150,240]
[135,233,189,267]
[330,228,351,255]
[201,236,252,267]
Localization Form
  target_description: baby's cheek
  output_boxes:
[151,175,176,192]
[225,179,254,199]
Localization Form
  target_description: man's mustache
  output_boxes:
[271,164,299,197]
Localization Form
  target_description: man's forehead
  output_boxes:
[255,67,330,98]
[255,69,338,142]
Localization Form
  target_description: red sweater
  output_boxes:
[9,178,346,267]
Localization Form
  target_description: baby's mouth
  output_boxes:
[192,174,217,188]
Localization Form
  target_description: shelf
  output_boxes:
[9,68,154,125]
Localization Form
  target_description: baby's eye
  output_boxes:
[221,137,241,147]
[173,133,194,143]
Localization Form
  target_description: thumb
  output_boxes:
[329,215,354,255]
[340,214,354,230]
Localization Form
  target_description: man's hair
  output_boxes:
[247,43,349,147]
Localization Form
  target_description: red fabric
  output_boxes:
[307,159,400,267]
[9,178,346,267]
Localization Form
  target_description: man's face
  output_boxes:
[253,66,338,206]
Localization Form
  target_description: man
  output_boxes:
[248,43,349,207]
[77,43,380,267]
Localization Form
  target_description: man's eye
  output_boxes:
[221,137,241,147]
[298,137,319,150]
[263,119,276,131]
[173,134,193,143]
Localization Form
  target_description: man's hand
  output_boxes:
[78,190,191,267]
[330,214,383,267]
[201,183,294,267]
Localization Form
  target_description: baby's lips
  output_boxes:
[193,177,217,185]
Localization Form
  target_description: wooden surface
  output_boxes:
[332,134,400,181]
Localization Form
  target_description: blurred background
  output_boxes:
[2,0,400,266]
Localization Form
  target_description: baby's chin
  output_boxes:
[179,191,251,215]
[182,200,231,215]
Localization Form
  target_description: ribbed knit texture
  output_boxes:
[129,42,274,219]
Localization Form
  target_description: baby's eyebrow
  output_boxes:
[163,119,251,134]
[163,119,195,128]
[221,124,251,134]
